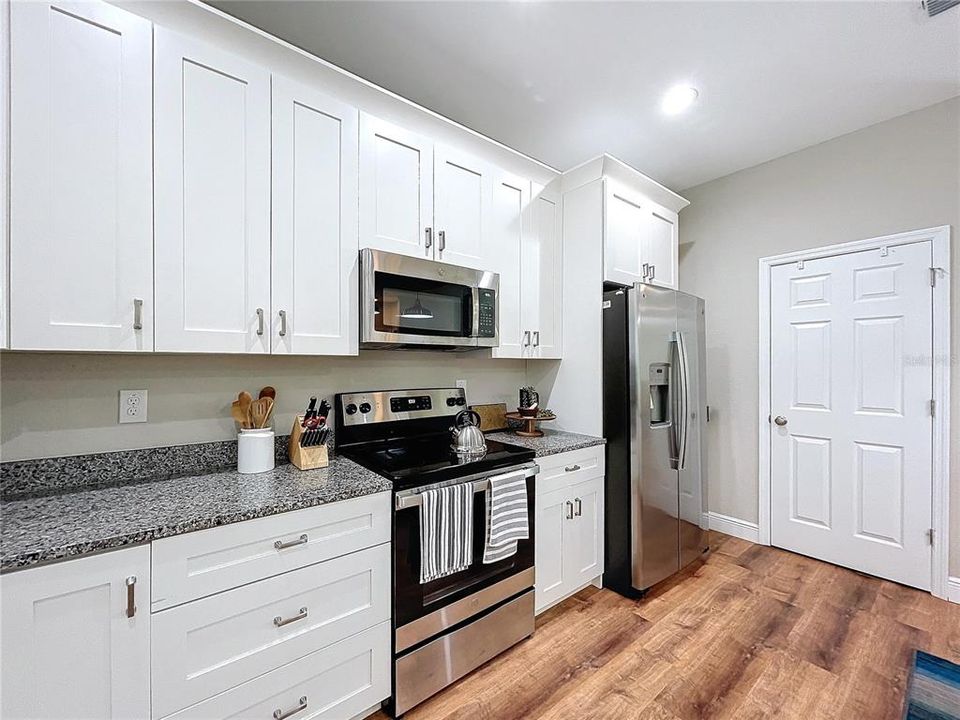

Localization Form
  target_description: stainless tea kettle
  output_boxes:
[449,409,487,455]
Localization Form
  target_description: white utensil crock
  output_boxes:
[238,428,275,474]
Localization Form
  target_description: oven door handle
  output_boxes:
[394,464,539,510]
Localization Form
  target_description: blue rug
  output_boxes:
[904,651,960,719]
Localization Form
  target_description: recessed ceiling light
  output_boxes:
[661,85,699,115]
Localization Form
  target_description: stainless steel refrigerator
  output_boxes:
[602,283,709,596]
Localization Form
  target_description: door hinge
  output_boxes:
[930,399,936,417]
[927,528,935,546]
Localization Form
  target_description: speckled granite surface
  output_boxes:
[0,457,391,572]
[486,429,605,457]
[0,435,301,499]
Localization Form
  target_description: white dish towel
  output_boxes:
[483,469,530,564]
[419,482,474,584]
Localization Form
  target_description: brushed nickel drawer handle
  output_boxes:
[274,533,308,550]
[256,308,265,336]
[425,227,433,249]
[523,330,531,347]
[533,330,540,347]
[565,500,574,520]
[564,464,581,472]
[278,309,287,337]
[273,607,308,628]
[133,298,143,331]
[125,576,137,618]
[273,696,307,720]
[574,497,582,517]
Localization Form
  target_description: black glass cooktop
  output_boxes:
[339,434,535,490]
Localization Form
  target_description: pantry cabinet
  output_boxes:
[271,76,359,355]
[534,446,605,614]
[8,0,153,351]
[1,545,151,720]
[603,179,678,289]
[154,28,272,353]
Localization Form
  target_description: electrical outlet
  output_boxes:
[119,390,148,424]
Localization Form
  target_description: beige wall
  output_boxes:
[678,97,960,575]
[0,351,527,461]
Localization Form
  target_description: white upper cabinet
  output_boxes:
[360,114,434,258]
[271,76,359,355]
[154,29,271,353]
[490,171,528,359]
[603,178,679,290]
[9,0,153,351]
[524,183,563,359]
[1,545,151,720]
[433,145,492,269]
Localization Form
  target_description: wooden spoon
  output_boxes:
[230,400,247,427]
[260,397,274,427]
[258,386,276,400]
[238,391,254,429]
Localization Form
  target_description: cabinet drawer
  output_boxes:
[162,621,391,720]
[152,543,390,718]
[152,492,390,611]
[536,446,605,495]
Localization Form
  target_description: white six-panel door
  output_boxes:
[1,545,151,719]
[769,241,933,589]
[154,29,271,353]
[271,76,359,355]
[359,114,434,258]
[9,1,153,351]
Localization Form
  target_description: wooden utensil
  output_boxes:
[230,400,248,427]
[238,391,254,429]
[258,386,276,400]
[251,398,269,429]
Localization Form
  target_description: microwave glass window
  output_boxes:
[375,272,472,337]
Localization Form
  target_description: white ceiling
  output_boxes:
[209,1,960,190]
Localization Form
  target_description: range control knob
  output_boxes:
[456,397,466,406]
[345,403,358,415]
[359,402,372,414]
[446,397,457,407]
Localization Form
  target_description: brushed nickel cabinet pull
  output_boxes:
[273,607,308,628]
[425,227,433,249]
[574,498,582,517]
[438,229,446,252]
[564,464,581,472]
[125,576,137,618]
[256,308,265,336]
[274,533,308,550]
[278,309,287,337]
[642,263,649,280]
[533,330,540,347]
[133,298,143,331]
[273,696,307,720]
[565,500,574,520]
[650,264,656,280]
[523,330,531,347]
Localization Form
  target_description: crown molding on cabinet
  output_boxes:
[561,153,690,213]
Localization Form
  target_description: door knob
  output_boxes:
[774,415,788,426]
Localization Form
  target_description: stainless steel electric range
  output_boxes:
[334,387,538,717]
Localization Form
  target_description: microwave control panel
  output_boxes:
[477,289,496,338]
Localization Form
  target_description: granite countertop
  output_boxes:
[0,457,392,572]
[485,428,605,457]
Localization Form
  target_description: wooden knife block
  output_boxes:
[288,416,329,471]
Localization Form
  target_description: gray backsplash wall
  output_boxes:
[0,351,528,461]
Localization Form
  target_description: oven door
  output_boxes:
[360,248,498,348]
[393,465,536,651]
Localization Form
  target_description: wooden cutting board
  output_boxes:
[470,402,509,432]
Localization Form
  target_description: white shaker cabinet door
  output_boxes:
[641,201,678,290]
[525,183,563,359]
[1,546,151,720]
[9,0,153,351]
[433,144,491,269]
[490,171,528,359]
[567,476,605,589]
[535,486,572,614]
[271,76,359,355]
[603,180,646,287]
[359,114,434,259]
[154,29,271,353]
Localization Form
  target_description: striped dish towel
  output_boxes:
[483,469,529,564]
[419,482,474,584]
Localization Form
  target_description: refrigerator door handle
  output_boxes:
[675,330,690,469]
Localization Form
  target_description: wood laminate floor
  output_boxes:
[375,532,960,720]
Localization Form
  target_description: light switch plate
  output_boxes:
[119,390,148,424]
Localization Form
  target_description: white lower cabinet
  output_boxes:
[535,447,605,614]
[1,545,151,720]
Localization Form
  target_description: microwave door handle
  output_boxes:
[471,287,481,339]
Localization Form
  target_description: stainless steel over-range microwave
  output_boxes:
[360,249,499,350]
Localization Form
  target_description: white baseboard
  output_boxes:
[707,512,760,544]
[947,576,960,604]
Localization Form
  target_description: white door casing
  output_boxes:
[154,29,271,353]
[271,75,359,355]
[9,0,153,351]
[359,114,434,259]
[764,229,950,594]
